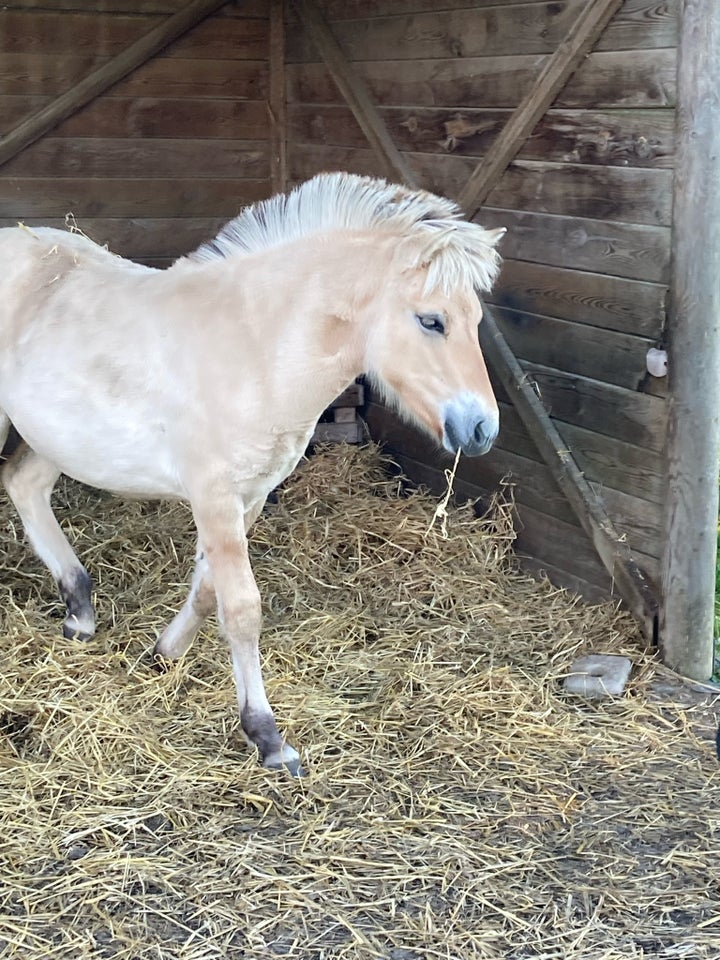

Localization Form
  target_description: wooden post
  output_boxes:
[660,0,720,679]
[269,0,287,194]
[0,0,230,169]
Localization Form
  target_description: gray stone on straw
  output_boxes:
[564,654,633,699]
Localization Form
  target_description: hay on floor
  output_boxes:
[0,443,718,960]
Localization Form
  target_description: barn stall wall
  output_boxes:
[0,0,275,264]
[1,0,716,676]
[284,0,675,606]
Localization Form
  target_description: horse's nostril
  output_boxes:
[474,422,486,443]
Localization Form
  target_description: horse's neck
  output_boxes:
[210,233,387,416]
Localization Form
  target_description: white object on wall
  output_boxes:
[646,347,668,378]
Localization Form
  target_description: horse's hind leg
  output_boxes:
[154,540,215,660]
[2,442,95,640]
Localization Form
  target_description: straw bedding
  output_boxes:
[0,443,718,960]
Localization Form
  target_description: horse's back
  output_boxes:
[0,223,112,265]
[0,224,184,496]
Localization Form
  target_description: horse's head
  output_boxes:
[363,222,505,457]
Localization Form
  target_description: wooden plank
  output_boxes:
[478,208,670,284]
[485,161,672,227]
[333,407,358,424]
[269,0,287,193]
[0,53,269,99]
[288,2,584,62]
[491,259,667,339]
[2,1,269,15]
[494,259,666,338]
[291,0,416,185]
[493,401,665,505]
[552,418,665,507]
[312,421,363,444]
[289,144,673,227]
[0,138,270,179]
[479,306,660,634]
[0,217,225,259]
[660,0,720,680]
[302,0,563,17]
[163,14,269,59]
[514,503,655,590]
[518,556,614,605]
[287,103,676,169]
[0,178,268,218]
[287,0,676,63]
[286,49,676,111]
[0,11,268,59]
[0,0,234,170]
[0,11,152,56]
[331,383,364,407]
[457,0,627,217]
[487,305,656,391]
[0,98,270,140]
[290,0,576,24]
[517,364,667,454]
[112,58,270,100]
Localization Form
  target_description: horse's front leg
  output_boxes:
[192,493,302,776]
[154,500,266,661]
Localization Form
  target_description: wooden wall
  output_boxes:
[0,0,273,264]
[285,0,675,600]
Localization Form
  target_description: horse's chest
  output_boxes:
[237,425,315,507]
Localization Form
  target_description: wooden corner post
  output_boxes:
[660,0,720,679]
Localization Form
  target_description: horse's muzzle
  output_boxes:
[442,395,499,457]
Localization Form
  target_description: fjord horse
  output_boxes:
[0,173,504,774]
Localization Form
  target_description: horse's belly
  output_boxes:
[5,399,185,499]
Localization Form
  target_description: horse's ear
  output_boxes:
[482,227,507,247]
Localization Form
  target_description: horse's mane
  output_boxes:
[187,172,502,294]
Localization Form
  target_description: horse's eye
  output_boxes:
[417,313,446,335]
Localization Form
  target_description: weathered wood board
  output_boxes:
[0,1,273,260]
[285,0,678,599]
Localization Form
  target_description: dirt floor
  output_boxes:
[0,444,718,960]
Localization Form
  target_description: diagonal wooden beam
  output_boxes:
[479,305,660,637]
[0,0,230,170]
[291,0,417,187]
[453,0,659,632]
[457,0,625,219]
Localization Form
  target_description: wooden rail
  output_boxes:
[480,305,659,637]
[269,0,287,193]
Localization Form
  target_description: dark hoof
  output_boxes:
[150,652,175,674]
[62,622,94,642]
